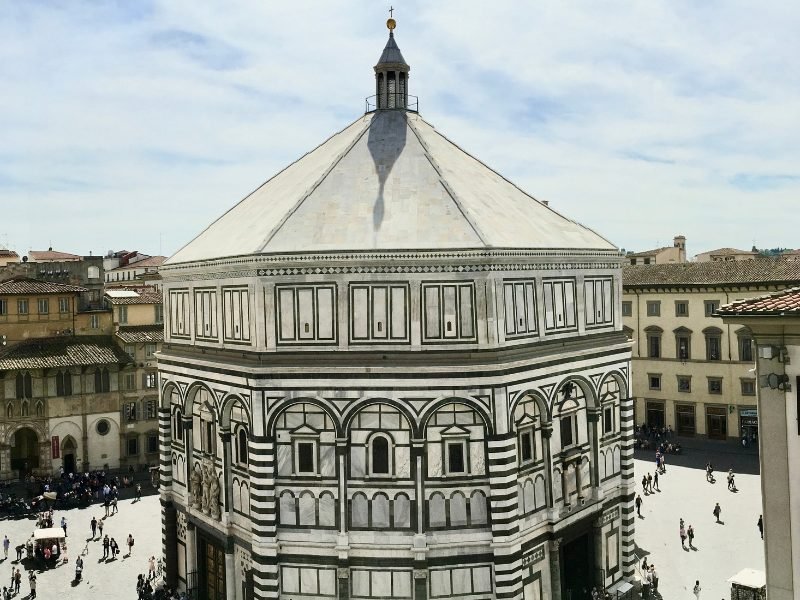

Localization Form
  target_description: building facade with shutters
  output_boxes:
[622,261,800,442]
[157,21,634,600]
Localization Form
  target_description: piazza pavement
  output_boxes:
[633,440,765,599]
[0,494,162,599]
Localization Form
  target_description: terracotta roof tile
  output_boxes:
[28,250,81,261]
[623,260,800,287]
[626,246,671,258]
[105,290,162,305]
[116,325,165,344]
[718,287,800,315]
[0,277,87,295]
[107,256,166,271]
[0,336,132,370]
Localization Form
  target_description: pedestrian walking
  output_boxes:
[693,580,701,598]
[713,502,722,523]
[635,494,643,517]
[659,453,666,473]
[27,572,35,599]
[102,535,110,559]
[136,483,142,502]
[653,471,659,491]
[687,524,695,548]
[110,538,119,559]
[2,586,8,600]
[2,537,8,560]
[650,565,659,593]
[646,473,653,492]
[13,568,20,595]
[112,497,118,515]
[642,475,648,495]
[98,519,104,538]
[148,556,156,580]
[104,497,110,517]
[757,515,763,539]
[90,516,98,539]
[14,546,21,562]
[680,523,687,548]
[127,533,135,556]
[61,516,68,537]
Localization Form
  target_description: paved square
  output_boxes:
[0,495,161,599]
[634,446,765,599]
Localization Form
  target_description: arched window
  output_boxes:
[351,493,369,528]
[279,491,296,526]
[94,368,110,393]
[237,429,248,465]
[6,404,12,418]
[16,372,32,399]
[370,436,390,475]
[470,491,488,525]
[56,371,73,396]
[372,493,390,528]
[36,402,44,417]
[21,401,28,417]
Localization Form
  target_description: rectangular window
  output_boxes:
[127,437,139,456]
[349,283,410,343]
[704,300,720,316]
[125,402,138,422]
[706,335,722,361]
[147,434,158,453]
[169,290,191,337]
[421,283,476,341]
[0,299,6,316]
[124,344,135,358]
[677,376,691,393]
[118,305,128,324]
[675,301,689,317]
[560,415,574,447]
[446,441,466,474]
[739,336,753,362]
[90,314,100,329]
[741,379,756,396]
[17,299,28,315]
[647,334,661,358]
[37,298,49,314]
[676,334,691,360]
[144,372,157,389]
[542,279,577,332]
[296,442,316,474]
[708,378,723,394]
[519,428,534,463]
[56,371,73,396]
[194,289,218,339]
[621,301,632,317]
[603,407,614,434]
[584,277,614,328]
[676,404,696,435]
[503,279,538,337]
[146,399,157,419]
[648,374,661,390]
[646,301,660,317]
[145,344,156,359]
[58,297,70,313]
[124,373,136,391]
[154,304,164,324]
[223,287,251,342]
[275,284,337,344]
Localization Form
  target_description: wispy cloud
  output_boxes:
[0,0,798,256]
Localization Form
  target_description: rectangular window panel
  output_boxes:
[560,416,574,447]
[169,290,190,337]
[351,287,369,340]
[524,282,537,333]
[297,442,315,473]
[390,286,407,340]
[442,286,457,338]
[564,281,576,327]
[514,283,527,331]
[424,286,441,339]
[278,288,296,341]
[296,289,315,340]
[459,285,474,338]
[584,281,595,326]
[447,442,465,474]
[543,283,554,329]
[621,301,632,317]
[316,286,334,340]
[371,287,387,339]
[544,279,577,332]
[503,283,516,335]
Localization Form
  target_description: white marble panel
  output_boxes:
[393,571,412,598]
[394,494,410,527]
[282,566,299,593]
[351,447,366,478]
[452,567,471,594]
[279,493,296,526]
[320,444,335,477]
[534,476,546,509]
[430,570,450,597]
[470,441,485,475]
[277,445,292,476]
[360,411,380,428]
[319,493,336,526]
[395,446,411,478]
[298,493,316,526]
[450,493,467,526]
[429,494,446,527]
[427,445,442,478]
[372,494,390,528]
[319,568,336,595]
[352,494,369,527]
[371,570,391,597]
[470,491,488,525]
[381,411,400,430]
[306,411,326,429]
[524,481,535,512]
[352,570,370,597]
[473,566,492,593]
[300,567,318,594]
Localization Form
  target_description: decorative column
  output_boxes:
[561,462,570,506]
[220,428,232,517]
[487,432,522,600]
[618,384,637,579]
[182,416,194,502]
[185,521,197,585]
[540,425,554,507]
[586,407,601,490]
[158,407,173,492]
[574,459,583,501]
[249,433,279,599]
[411,441,427,600]
[335,438,350,600]
[162,499,179,589]
[225,538,237,600]
[549,538,563,600]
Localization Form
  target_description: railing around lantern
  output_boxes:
[365,93,419,113]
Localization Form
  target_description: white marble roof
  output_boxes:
[167,111,615,264]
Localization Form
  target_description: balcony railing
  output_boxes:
[365,93,419,113]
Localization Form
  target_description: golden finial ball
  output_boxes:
[387,18,396,30]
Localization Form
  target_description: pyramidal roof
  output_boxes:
[167,27,615,266]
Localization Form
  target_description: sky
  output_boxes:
[1,1,798,259]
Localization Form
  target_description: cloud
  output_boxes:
[0,0,798,257]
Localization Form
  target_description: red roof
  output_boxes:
[718,287,800,315]
[0,277,87,295]
[28,250,81,262]
[108,256,166,271]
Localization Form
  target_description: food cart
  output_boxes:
[728,568,766,600]
[33,527,65,567]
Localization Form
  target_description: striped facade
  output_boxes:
[155,249,634,600]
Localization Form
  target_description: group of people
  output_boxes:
[1,569,34,599]
[640,558,659,596]
[678,517,696,549]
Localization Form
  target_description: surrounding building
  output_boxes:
[0,249,20,267]
[158,20,633,600]
[626,235,686,265]
[694,247,759,262]
[105,255,166,289]
[106,288,165,468]
[622,260,800,441]
[717,287,800,600]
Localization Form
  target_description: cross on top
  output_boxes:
[389,6,394,18]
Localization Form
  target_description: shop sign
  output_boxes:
[741,418,759,427]
[51,436,60,459]
[740,409,758,417]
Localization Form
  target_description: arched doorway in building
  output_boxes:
[10,427,40,477]
[62,437,77,474]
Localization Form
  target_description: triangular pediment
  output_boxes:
[291,424,319,436]
[441,425,469,437]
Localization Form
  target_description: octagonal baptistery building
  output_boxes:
[157,22,634,600]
